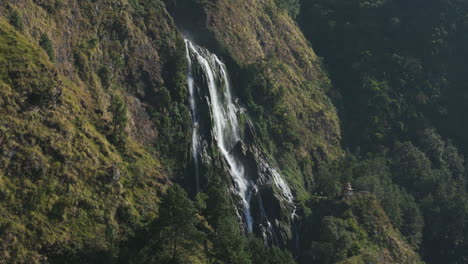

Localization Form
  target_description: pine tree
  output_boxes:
[159,185,203,262]
[213,215,251,264]
[135,184,205,264]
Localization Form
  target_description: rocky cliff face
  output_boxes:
[231,140,297,246]
[185,40,298,247]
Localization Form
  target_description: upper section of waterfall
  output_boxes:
[185,39,296,247]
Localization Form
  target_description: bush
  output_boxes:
[108,94,128,149]
[39,33,55,61]
[98,66,112,89]
[8,10,23,31]
[158,87,171,108]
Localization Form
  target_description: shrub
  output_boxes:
[158,87,171,108]
[8,10,23,31]
[108,94,128,149]
[39,33,55,61]
[98,66,112,89]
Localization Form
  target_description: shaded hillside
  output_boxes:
[298,0,468,263]
[300,194,421,264]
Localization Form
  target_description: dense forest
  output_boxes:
[0,0,467,263]
[298,0,468,263]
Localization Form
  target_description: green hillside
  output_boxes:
[1,0,466,263]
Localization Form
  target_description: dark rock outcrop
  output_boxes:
[231,140,296,247]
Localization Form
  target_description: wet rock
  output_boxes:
[230,140,296,247]
[244,120,257,145]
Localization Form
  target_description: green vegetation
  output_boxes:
[132,184,205,263]
[309,129,466,263]
[275,0,300,18]
[299,194,421,264]
[0,1,186,262]
[126,182,296,264]
[39,33,54,61]
[1,0,466,263]
[0,1,301,262]
[299,1,468,262]
[97,66,111,89]
[154,37,191,167]
[175,0,342,201]
[35,0,64,13]
[108,94,128,149]
[8,9,22,31]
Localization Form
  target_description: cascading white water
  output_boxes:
[185,40,297,238]
[185,43,201,193]
[185,40,254,231]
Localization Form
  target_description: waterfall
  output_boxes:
[184,39,295,240]
[185,43,201,193]
[185,39,254,232]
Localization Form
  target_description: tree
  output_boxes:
[213,215,251,264]
[39,33,55,61]
[399,192,424,248]
[98,66,111,89]
[135,184,205,264]
[159,87,172,109]
[108,94,128,148]
[248,237,296,264]
[8,10,23,31]
[391,142,436,199]
[418,128,446,168]
[159,185,204,263]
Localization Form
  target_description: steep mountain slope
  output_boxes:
[166,0,342,200]
[203,0,343,168]
[298,1,468,263]
[0,1,187,262]
[0,0,423,263]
